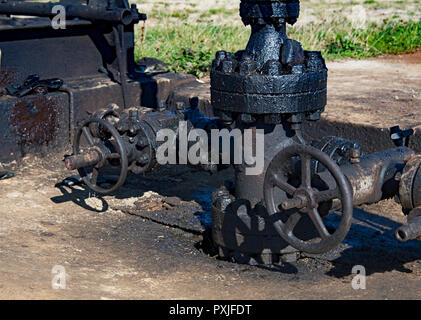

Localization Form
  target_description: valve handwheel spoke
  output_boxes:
[301,152,312,188]
[315,188,340,203]
[264,144,353,254]
[82,126,96,146]
[91,167,99,185]
[308,208,330,240]
[73,117,128,195]
[271,173,297,196]
[107,153,121,160]
[285,212,302,234]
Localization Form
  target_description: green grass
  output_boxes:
[135,24,249,78]
[135,19,420,77]
[323,20,421,59]
[293,19,421,60]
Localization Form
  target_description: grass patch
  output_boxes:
[322,20,421,59]
[135,23,249,77]
[135,19,421,76]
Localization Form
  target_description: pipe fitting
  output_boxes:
[396,216,421,242]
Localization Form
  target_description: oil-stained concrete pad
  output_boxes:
[110,190,206,233]
[0,156,420,300]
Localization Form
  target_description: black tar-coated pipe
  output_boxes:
[0,2,134,25]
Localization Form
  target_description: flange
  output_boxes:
[399,154,421,212]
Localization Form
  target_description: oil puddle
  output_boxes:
[190,187,215,230]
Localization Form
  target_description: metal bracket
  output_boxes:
[390,125,414,147]
[6,74,63,97]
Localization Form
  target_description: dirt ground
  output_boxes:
[303,51,421,154]
[0,53,420,300]
[138,0,421,27]
[324,52,421,130]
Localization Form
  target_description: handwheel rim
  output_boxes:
[73,117,128,195]
[264,144,353,254]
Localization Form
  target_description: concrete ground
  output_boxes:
[0,52,420,300]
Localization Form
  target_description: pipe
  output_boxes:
[396,216,421,242]
[113,24,129,109]
[59,85,75,144]
[65,149,102,170]
[319,147,415,206]
[0,2,134,25]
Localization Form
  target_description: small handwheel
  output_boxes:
[264,144,353,254]
[72,117,128,195]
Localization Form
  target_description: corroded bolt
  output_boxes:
[239,113,255,124]
[350,147,361,164]
[290,113,305,125]
[292,64,305,74]
[221,60,235,73]
[239,59,257,75]
[129,109,138,120]
[308,111,321,122]
[137,136,148,147]
[216,110,233,125]
[262,60,282,76]
[139,154,149,165]
[157,99,167,112]
[216,186,231,198]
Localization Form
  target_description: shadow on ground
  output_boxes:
[324,208,421,278]
[51,166,421,278]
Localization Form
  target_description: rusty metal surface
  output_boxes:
[399,154,421,212]
[10,95,59,145]
[65,149,102,171]
[0,67,17,87]
[0,72,199,162]
[337,147,414,206]
[396,215,421,242]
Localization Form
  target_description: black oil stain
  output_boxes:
[10,95,59,145]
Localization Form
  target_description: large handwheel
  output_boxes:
[68,117,128,195]
[264,144,353,254]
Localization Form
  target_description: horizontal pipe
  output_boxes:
[396,216,421,242]
[0,2,134,25]
[65,150,101,170]
[320,147,414,206]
